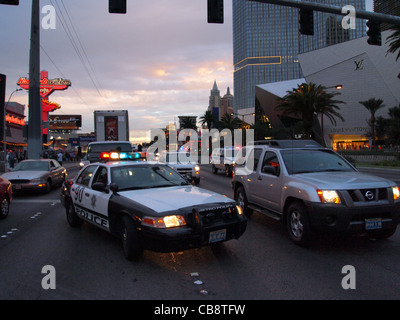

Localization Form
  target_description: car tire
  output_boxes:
[0,196,9,220]
[121,215,143,261]
[212,165,218,174]
[45,179,52,193]
[66,200,83,227]
[225,165,232,177]
[235,186,252,217]
[193,177,200,185]
[286,201,314,247]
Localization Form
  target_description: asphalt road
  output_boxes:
[0,164,400,301]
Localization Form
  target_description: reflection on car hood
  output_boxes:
[1,171,47,180]
[120,186,234,213]
[292,171,394,189]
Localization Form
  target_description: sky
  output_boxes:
[0,0,374,144]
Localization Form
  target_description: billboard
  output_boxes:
[49,115,82,130]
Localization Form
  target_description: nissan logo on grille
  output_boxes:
[365,190,374,201]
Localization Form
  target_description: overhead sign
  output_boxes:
[17,71,71,99]
[49,115,82,130]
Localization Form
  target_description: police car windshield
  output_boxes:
[110,165,189,190]
[281,149,355,175]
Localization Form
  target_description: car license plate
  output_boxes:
[365,218,382,230]
[209,229,226,243]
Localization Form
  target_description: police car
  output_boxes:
[61,151,247,260]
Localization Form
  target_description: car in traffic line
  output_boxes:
[158,151,200,184]
[2,159,66,193]
[0,176,12,220]
[210,146,241,177]
[61,156,247,260]
[232,140,400,246]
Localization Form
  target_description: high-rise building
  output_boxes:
[374,0,400,31]
[208,80,221,122]
[232,0,366,113]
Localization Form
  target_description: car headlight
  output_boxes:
[194,165,200,172]
[392,186,399,201]
[142,215,186,228]
[317,190,341,204]
[236,204,243,216]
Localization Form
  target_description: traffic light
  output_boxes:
[0,1,19,5]
[208,0,224,24]
[366,19,381,46]
[109,0,126,14]
[299,8,314,36]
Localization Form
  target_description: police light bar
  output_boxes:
[100,152,142,161]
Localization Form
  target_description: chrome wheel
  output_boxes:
[289,210,303,239]
[0,197,9,219]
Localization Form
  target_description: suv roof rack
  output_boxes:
[252,139,323,149]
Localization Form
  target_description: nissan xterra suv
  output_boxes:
[232,140,400,246]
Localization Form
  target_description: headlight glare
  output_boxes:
[317,190,341,204]
[142,215,186,228]
[236,204,243,215]
[392,186,399,200]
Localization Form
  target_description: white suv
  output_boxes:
[210,146,241,177]
[159,151,200,184]
[232,140,400,246]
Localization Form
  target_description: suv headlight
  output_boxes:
[392,186,399,201]
[317,190,341,204]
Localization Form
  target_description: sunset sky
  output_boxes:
[0,0,373,143]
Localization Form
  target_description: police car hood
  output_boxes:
[120,186,234,213]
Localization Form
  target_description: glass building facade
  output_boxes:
[233,0,366,113]
[374,0,400,31]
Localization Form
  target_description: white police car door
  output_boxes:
[71,165,111,231]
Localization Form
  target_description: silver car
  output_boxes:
[2,159,67,193]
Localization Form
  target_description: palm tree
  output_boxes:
[275,82,345,143]
[199,110,214,130]
[217,112,242,131]
[387,26,400,61]
[359,98,385,149]
[179,116,197,130]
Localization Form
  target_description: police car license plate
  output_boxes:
[209,229,226,243]
[365,218,382,230]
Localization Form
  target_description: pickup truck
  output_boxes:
[232,140,400,246]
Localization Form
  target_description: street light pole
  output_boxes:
[27,0,41,159]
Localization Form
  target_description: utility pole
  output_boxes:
[27,0,42,159]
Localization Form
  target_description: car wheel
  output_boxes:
[45,179,52,193]
[66,200,83,227]
[235,186,252,217]
[121,215,143,261]
[286,201,314,247]
[0,197,9,220]
[225,165,232,177]
[212,165,218,174]
[193,177,200,185]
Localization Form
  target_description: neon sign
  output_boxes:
[16,71,71,99]
[6,114,25,126]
